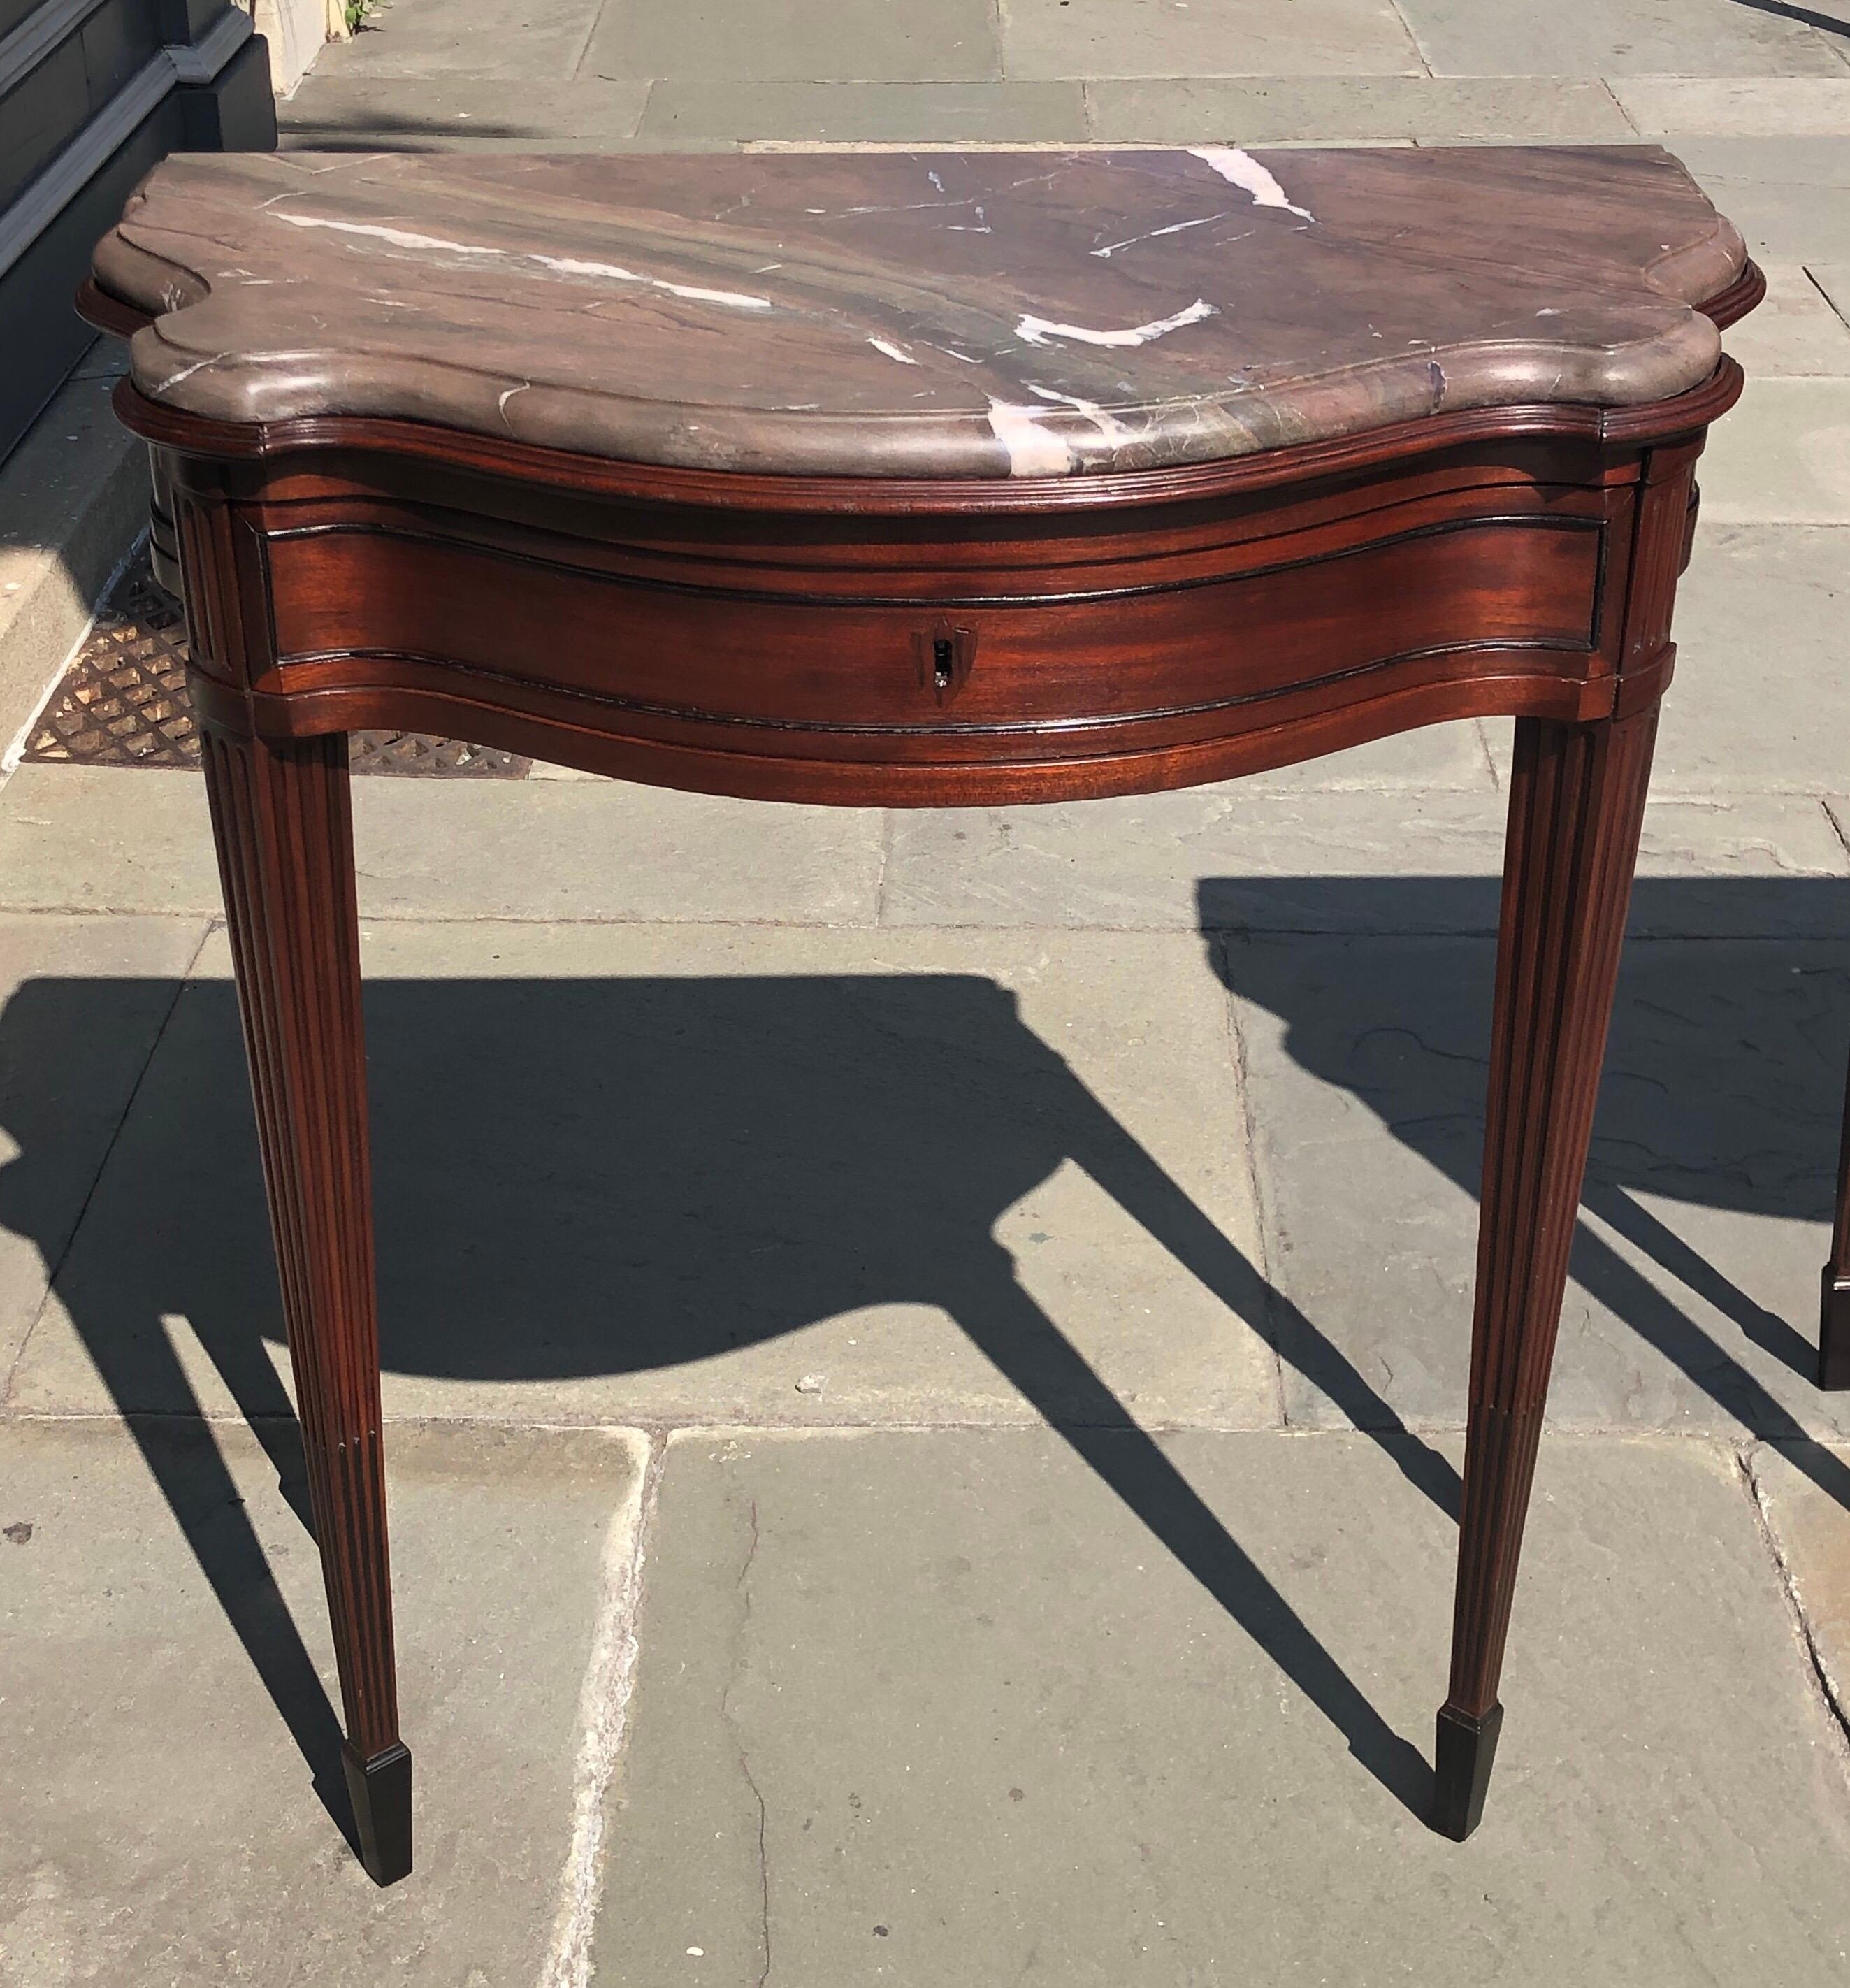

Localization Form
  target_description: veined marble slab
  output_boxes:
[92,146,1747,478]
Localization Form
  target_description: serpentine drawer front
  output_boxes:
[181,458,1621,787]
[83,143,1757,1889]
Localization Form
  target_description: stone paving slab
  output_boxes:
[1085,73,1635,142]
[314,0,605,78]
[594,1426,1850,1986]
[1676,137,1850,261]
[68,345,127,384]
[1659,524,1850,793]
[1234,930,1850,1438]
[1613,75,1850,136]
[0,914,205,1392]
[1219,723,1491,791]
[6,920,1277,1432]
[280,73,651,149]
[587,0,1000,84]
[881,784,1850,933]
[1393,0,1850,78]
[0,765,886,925]
[1000,0,1423,80]
[636,79,1089,144]
[1716,261,1850,376]
[1698,377,1850,523]
[0,1417,644,1987]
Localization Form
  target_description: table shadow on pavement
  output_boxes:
[1201,872,1850,1505]
[0,965,1449,1843]
[8,880,1847,1847]
[1729,0,1850,43]
[280,113,558,152]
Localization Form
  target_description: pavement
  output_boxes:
[7,1,1850,1982]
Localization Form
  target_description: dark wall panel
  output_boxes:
[0,1,275,461]
[182,34,277,153]
[0,98,184,468]
[0,34,88,213]
[0,0,50,40]
[78,0,166,113]
[161,0,237,41]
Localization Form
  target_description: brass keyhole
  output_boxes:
[916,622,975,705]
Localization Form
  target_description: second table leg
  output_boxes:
[1818,1053,1850,1389]
[201,726,412,1885]
[1436,705,1659,1839]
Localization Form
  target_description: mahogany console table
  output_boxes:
[84,145,1758,1887]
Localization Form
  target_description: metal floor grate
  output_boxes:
[23,549,531,778]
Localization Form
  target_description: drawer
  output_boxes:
[261,510,1603,735]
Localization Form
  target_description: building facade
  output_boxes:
[0,0,276,462]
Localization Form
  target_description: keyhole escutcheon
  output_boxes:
[915,621,976,706]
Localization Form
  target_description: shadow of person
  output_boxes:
[1199,873,1850,1516]
[0,967,1443,1834]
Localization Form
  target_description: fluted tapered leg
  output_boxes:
[201,728,411,1886]
[1819,1053,1850,1390]
[1436,706,1659,1841]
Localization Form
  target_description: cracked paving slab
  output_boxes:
[591,1427,1850,1986]
[1747,1439,1850,1747]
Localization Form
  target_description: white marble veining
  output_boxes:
[1015,299,1218,349]
[1189,148,1317,225]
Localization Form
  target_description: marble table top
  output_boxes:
[92,147,1747,480]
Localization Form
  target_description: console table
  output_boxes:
[83,144,1758,1887]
